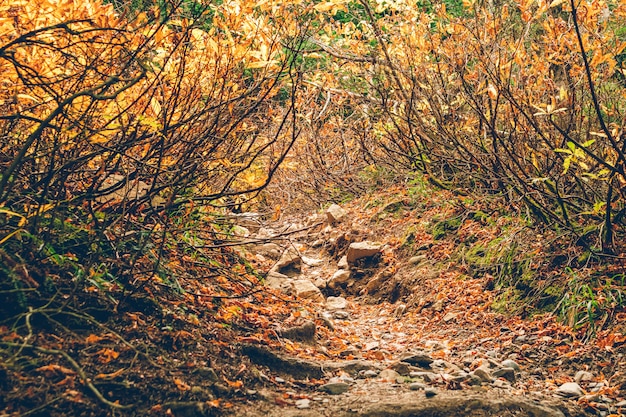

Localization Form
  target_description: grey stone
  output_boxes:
[194,367,219,383]
[493,379,511,389]
[333,310,350,319]
[472,366,493,382]
[319,382,350,395]
[378,369,403,383]
[346,241,382,264]
[556,382,584,398]
[408,255,427,265]
[409,382,427,390]
[328,269,351,289]
[425,388,438,398]
[389,361,413,376]
[326,296,348,311]
[400,352,433,367]
[359,370,379,378]
[501,359,521,371]
[295,398,311,409]
[281,320,316,342]
[575,370,594,384]
[409,371,441,383]
[493,367,516,382]
[292,279,324,302]
[326,204,347,223]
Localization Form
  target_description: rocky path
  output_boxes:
[227,204,623,417]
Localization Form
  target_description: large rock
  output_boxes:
[292,279,324,302]
[265,271,291,291]
[271,248,301,276]
[326,204,347,223]
[556,382,583,398]
[346,241,382,264]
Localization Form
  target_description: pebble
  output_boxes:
[401,352,433,367]
[275,377,286,383]
[493,379,511,389]
[501,359,520,371]
[556,382,583,398]
[409,382,427,390]
[574,370,594,384]
[326,296,348,311]
[378,369,403,383]
[425,388,438,398]
[295,399,311,409]
[492,367,516,382]
[358,370,379,378]
[319,382,350,395]
[472,367,493,382]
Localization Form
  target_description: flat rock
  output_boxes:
[319,382,350,395]
[346,241,382,264]
[241,345,324,379]
[326,296,348,311]
[556,382,583,398]
[388,361,412,376]
[574,370,593,384]
[326,204,347,223]
[292,279,324,302]
[280,320,316,342]
[501,359,520,371]
[400,352,433,368]
[472,366,493,382]
[301,255,324,267]
[492,367,516,383]
[295,398,311,409]
[378,369,403,383]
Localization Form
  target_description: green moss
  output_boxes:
[431,216,462,240]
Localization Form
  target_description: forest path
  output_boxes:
[226,201,618,417]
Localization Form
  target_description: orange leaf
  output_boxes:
[173,377,190,391]
[97,348,119,364]
[95,368,125,380]
[85,334,104,344]
[36,364,76,376]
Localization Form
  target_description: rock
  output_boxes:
[409,371,441,383]
[432,300,445,312]
[493,379,511,389]
[359,370,379,378]
[575,370,594,384]
[292,279,324,302]
[255,243,282,259]
[378,369,403,383]
[493,367,516,383]
[425,388,438,398]
[501,359,520,371]
[281,320,316,342]
[272,248,301,275]
[242,345,324,379]
[556,382,584,398]
[265,271,291,290]
[346,241,382,264]
[408,255,427,265]
[326,204,347,223]
[472,367,493,382]
[301,256,324,267]
[193,367,219,383]
[443,312,459,322]
[337,255,349,269]
[333,310,350,319]
[389,361,413,376]
[231,225,250,237]
[319,382,350,395]
[400,352,433,368]
[328,269,351,289]
[326,296,348,311]
[295,398,311,409]
[409,382,427,390]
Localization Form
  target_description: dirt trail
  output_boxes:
[227,203,622,417]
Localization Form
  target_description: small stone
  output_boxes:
[432,300,444,312]
[615,400,626,407]
[194,367,219,383]
[337,255,349,269]
[319,382,350,395]
[328,269,351,289]
[364,341,380,351]
[358,370,379,379]
[326,204,347,223]
[346,241,382,264]
[295,398,311,409]
[275,377,286,383]
[389,361,412,376]
[378,369,403,383]
[333,310,350,319]
[408,255,427,265]
[556,382,584,398]
[424,388,438,398]
[493,379,511,389]
[409,371,440,383]
[409,382,427,390]
[575,370,594,384]
[492,367,516,383]
[443,312,459,322]
[326,296,348,311]
[301,256,324,267]
[292,280,324,302]
[472,367,493,382]
[400,352,433,368]
[501,359,520,371]
[281,320,316,342]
